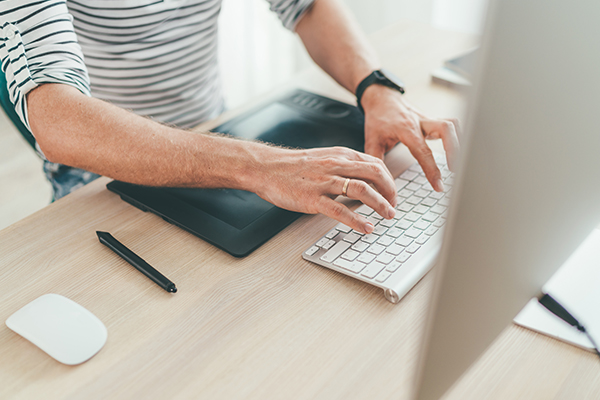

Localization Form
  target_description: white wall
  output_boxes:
[218,0,487,108]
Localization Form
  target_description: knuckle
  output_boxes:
[328,202,345,219]
[354,181,369,196]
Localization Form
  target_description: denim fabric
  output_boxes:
[43,161,100,201]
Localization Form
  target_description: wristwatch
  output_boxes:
[355,69,405,114]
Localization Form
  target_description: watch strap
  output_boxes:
[355,70,405,114]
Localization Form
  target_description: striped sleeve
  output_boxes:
[0,0,90,133]
[265,0,316,31]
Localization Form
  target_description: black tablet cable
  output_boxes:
[538,293,600,360]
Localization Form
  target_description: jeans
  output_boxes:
[43,161,100,201]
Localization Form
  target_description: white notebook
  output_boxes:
[514,229,600,351]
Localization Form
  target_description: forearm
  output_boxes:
[296,0,380,94]
[27,84,269,190]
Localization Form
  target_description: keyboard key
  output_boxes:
[421,211,439,222]
[429,191,444,200]
[405,243,421,254]
[414,220,431,230]
[406,196,422,205]
[361,262,386,279]
[325,230,339,240]
[322,240,336,250]
[386,261,402,272]
[362,234,379,244]
[367,243,386,255]
[370,213,384,221]
[441,167,451,178]
[335,223,352,233]
[421,182,434,191]
[397,253,411,263]
[341,249,360,261]
[415,235,430,245]
[431,205,447,214]
[333,258,355,271]
[351,261,367,274]
[414,176,428,185]
[396,236,413,247]
[406,182,422,191]
[409,163,423,172]
[386,227,403,238]
[356,204,374,216]
[376,252,395,265]
[412,205,429,214]
[398,189,414,198]
[377,235,395,247]
[343,232,362,244]
[396,220,412,230]
[320,241,351,263]
[438,198,450,207]
[404,228,422,239]
[424,226,439,236]
[394,178,410,190]
[414,189,431,198]
[357,252,376,264]
[445,176,455,186]
[397,202,414,213]
[352,241,369,252]
[372,225,388,236]
[404,212,420,222]
[393,211,406,220]
[375,270,392,283]
[316,238,329,247]
[380,219,396,228]
[400,170,418,181]
[305,246,319,256]
[386,243,404,255]
[350,230,365,236]
[421,197,437,207]
[433,218,446,228]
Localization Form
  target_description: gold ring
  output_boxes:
[342,178,350,197]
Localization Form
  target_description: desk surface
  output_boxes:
[1,20,599,400]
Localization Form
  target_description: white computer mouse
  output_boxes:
[5,294,107,365]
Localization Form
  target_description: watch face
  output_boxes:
[379,68,405,89]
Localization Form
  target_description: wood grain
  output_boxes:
[1,20,597,400]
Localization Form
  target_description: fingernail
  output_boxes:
[365,222,374,234]
[436,179,445,192]
[388,206,396,219]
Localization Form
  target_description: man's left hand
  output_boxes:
[361,84,460,192]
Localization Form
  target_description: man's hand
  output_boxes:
[250,146,398,234]
[361,85,460,192]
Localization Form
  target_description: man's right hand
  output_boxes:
[248,146,398,234]
[29,85,397,234]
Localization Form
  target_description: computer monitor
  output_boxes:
[414,0,600,399]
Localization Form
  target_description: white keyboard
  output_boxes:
[302,155,453,303]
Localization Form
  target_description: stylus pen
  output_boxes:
[96,231,177,293]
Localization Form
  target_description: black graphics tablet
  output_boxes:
[107,90,365,257]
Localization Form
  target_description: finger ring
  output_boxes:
[342,178,350,197]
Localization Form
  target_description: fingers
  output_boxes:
[421,118,460,171]
[332,159,397,207]
[318,197,375,234]
[341,178,395,220]
[402,134,444,192]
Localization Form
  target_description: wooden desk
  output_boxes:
[1,20,598,400]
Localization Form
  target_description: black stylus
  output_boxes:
[538,293,599,359]
[96,231,177,293]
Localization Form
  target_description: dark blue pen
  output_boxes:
[96,231,177,293]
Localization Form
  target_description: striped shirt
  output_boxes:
[0,0,315,135]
